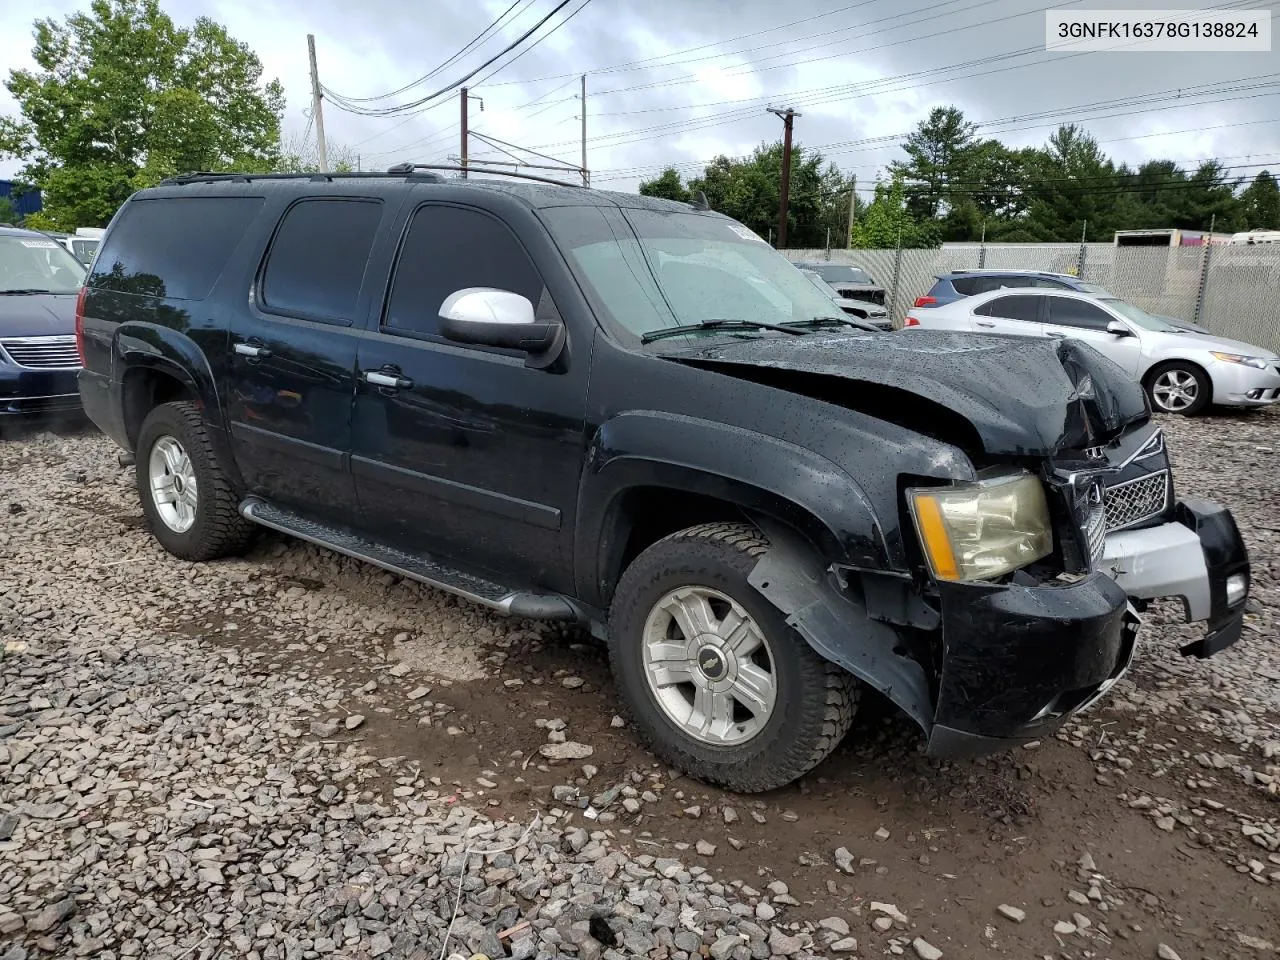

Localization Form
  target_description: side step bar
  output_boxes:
[239,497,579,621]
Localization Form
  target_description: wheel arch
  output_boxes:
[576,411,889,610]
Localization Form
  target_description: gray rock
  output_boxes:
[1157,945,1182,960]
[0,813,18,840]
[913,938,943,960]
[369,931,393,956]
[310,719,340,737]
[754,902,775,921]
[24,899,75,933]
[344,714,365,730]
[540,741,594,760]
[996,904,1025,923]
[834,846,856,874]
[831,937,859,953]
[819,917,850,936]
[696,840,716,856]
[768,927,803,957]
[710,936,743,960]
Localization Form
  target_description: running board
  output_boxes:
[239,497,578,621]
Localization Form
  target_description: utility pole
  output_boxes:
[307,34,329,172]
[460,86,469,179]
[580,74,589,187]
[767,107,800,249]
[846,175,857,248]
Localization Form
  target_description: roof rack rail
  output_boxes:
[385,162,586,189]
[159,170,448,186]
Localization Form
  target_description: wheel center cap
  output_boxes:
[695,645,728,681]
[173,476,184,493]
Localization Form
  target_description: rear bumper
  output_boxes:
[0,366,82,416]
[926,573,1138,756]
[1097,497,1248,658]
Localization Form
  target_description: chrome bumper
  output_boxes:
[1098,520,1211,622]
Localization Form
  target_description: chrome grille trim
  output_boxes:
[1103,470,1170,532]
[0,335,81,370]
[1084,499,1107,565]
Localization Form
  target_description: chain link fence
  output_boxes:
[786,243,1280,352]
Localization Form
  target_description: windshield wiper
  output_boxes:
[0,288,56,295]
[640,319,808,344]
[785,315,880,333]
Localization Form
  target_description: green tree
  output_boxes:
[686,141,835,248]
[0,0,285,229]
[638,167,691,203]
[850,175,941,249]
[890,106,978,222]
[1240,170,1280,230]
[0,197,16,225]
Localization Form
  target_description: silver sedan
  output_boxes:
[903,288,1280,416]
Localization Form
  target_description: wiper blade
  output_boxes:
[786,315,880,333]
[0,288,56,295]
[640,319,808,344]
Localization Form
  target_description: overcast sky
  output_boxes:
[2,0,1279,195]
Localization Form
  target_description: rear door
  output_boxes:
[223,192,401,523]
[1041,294,1143,376]
[970,293,1046,336]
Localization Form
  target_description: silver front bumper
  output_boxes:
[1097,521,1210,622]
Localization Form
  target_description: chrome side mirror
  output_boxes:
[1106,320,1132,337]
[439,287,565,363]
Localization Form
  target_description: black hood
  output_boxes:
[662,330,1149,456]
[0,293,78,338]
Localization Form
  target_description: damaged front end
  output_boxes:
[742,341,1248,759]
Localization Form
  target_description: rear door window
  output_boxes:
[260,198,383,324]
[949,276,979,295]
[975,294,1042,323]
[90,197,264,300]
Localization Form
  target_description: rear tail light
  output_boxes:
[74,286,88,365]
[913,295,937,308]
[903,316,920,327]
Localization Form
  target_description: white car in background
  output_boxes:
[903,288,1280,416]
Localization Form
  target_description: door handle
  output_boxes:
[365,370,413,389]
[1046,331,1066,339]
[234,341,271,358]
[975,320,995,328]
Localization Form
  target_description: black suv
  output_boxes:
[77,168,1250,792]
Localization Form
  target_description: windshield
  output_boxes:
[814,264,874,285]
[0,235,87,293]
[1101,298,1181,332]
[801,271,840,301]
[545,206,845,340]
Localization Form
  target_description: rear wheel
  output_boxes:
[607,522,858,792]
[135,401,254,561]
[1146,361,1210,416]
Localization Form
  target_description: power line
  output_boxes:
[471,0,596,88]
[320,0,578,118]
[328,0,532,104]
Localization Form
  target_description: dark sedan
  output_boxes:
[0,226,87,420]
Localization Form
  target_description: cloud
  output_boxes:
[2,0,1279,195]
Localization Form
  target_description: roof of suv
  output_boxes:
[939,269,1078,281]
[138,170,721,217]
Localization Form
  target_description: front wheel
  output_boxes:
[607,522,858,792]
[135,401,255,561]
[1146,361,1210,416]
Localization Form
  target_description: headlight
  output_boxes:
[907,469,1053,582]
[1210,352,1269,370]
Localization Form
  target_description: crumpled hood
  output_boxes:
[662,330,1149,456]
[0,293,78,338]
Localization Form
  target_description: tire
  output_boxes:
[607,522,858,792]
[1146,361,1211,416]
[135,401,254,561]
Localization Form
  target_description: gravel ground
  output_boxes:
[1,409,1278,960]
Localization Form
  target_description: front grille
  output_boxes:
[1103,470,1170,532]
[1,336,81,369]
